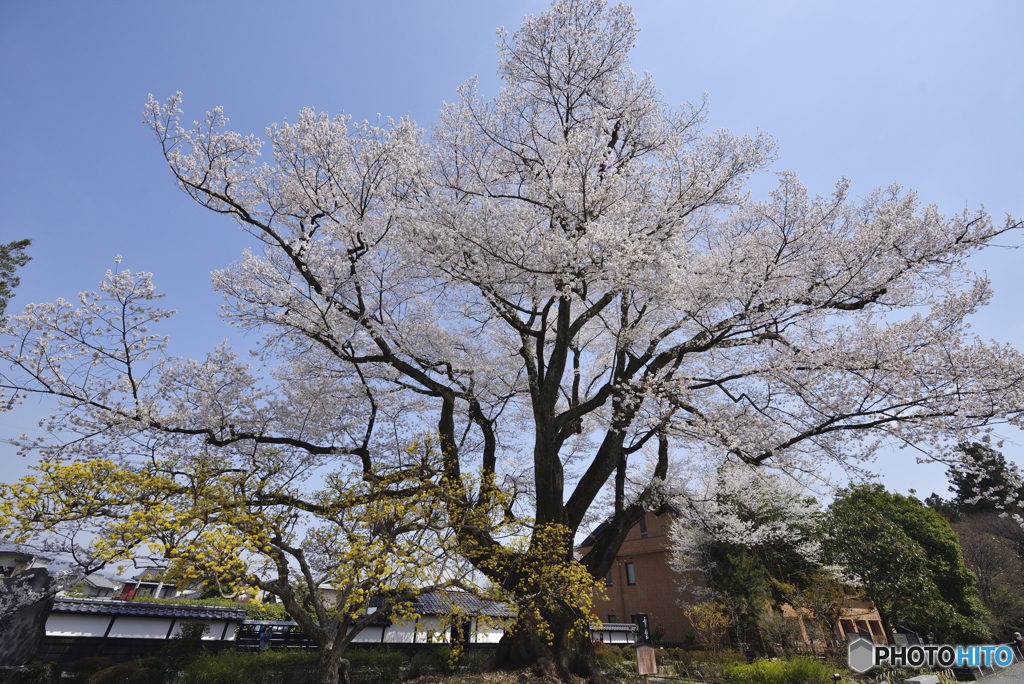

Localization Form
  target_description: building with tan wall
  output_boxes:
[578,509,698,647]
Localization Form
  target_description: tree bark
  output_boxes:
[318,648,352,684]
[494,602,605,683]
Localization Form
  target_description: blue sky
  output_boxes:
[2,1,1022,501]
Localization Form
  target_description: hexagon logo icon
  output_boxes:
[848,637,875,673]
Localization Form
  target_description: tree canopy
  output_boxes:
[823,484,989,644]
[1,0,1023,680]
[1,430,491,684]
[669,463,835,652]
[672,474,992,649]
[926,443,1024,641]
[953,513,1024,641]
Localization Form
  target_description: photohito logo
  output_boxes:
[847,637,1016,673]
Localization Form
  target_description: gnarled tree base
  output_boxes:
[492,607,605,683]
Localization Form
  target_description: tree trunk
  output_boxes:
[877,609,894,646]
[318,648,351,684]
[493,602,605,683]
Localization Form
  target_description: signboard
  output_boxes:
[632,614,656,678]
[636,644,657,676]
[633,613,652,645]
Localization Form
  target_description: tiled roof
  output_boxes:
[408,591,514,618]
[239,611,393,628]
[128,568,165,581]
[592,622,636,632]
[52,597,246,621]
[0,543,52,562]
[241,619,307,626]
[84,573,120,590]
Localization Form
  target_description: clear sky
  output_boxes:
[1,1,1022,502]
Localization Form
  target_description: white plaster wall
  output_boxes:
[46,614,111,637]
[383,623,416,644]
[416,616,449,643]
[222,621,240,641]
[169,618,215,639]
[108,616,173,639]
[206,620,234,641]
[473,622,504,644]
[349,626,384,643]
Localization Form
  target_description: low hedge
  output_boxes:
[722,657,843,684]
[182,651,318,684]
[85,657,165,684]
[344,649,405,684]
[171,646,487,684]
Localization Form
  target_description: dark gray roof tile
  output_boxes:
[52,597,246,621]
[407,591,513,618]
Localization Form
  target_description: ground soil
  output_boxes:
[406,670,577,684]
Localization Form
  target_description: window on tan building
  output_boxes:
[608,615,618,623]
[625,562,636,585]
[605,570,613,587]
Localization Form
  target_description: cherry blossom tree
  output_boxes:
[2,0,1024,680]
[0,270,497,684]
[667,463,825,648]
[669,463,824,579]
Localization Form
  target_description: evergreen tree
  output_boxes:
[0,239,31,319]
[947,443,1023,515]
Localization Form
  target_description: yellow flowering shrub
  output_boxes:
[0,436,486,656]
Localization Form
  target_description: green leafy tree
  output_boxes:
[924,492,963,523]
[824,485,990,644]
[704,543,775,646]
[927,444,1024,640]
[823,505,939,643]
[0,239,31,319]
